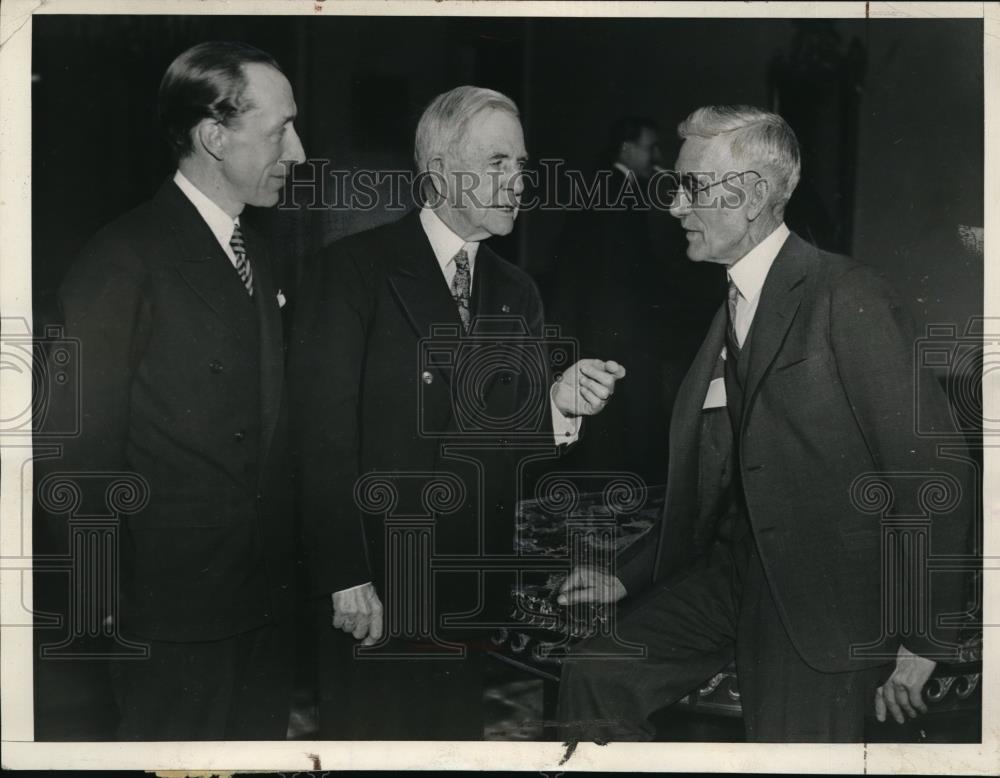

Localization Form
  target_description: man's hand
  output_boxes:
[331,583,384,646]
[874,645,936,724]
[557,566,627,606]
[552,359,626,418]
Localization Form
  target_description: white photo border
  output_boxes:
[1,0,996,772]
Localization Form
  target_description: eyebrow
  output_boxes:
[489,152,530,163]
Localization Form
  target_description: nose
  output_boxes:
[509,167,526,199]
[669,186,691,219]
[283,126,306,166]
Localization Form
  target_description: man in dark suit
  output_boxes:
[556,105,972,741]
[548,117,722,486]
[290,85,626,739]
[46,42,308,740]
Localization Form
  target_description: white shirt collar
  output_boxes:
[173,170,239,249]
[613,161,636,181]
[727,222,790,304]
[419,205,480,272]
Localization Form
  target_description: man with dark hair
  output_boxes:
[47,41,307,740]
[158,41,281,158]
[604,115,661,181]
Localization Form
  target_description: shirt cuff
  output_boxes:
[550,392,582,445]
[332,582,372,599]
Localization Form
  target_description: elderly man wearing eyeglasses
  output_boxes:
[555,105,973,743]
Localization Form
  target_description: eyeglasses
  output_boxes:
[670,170,763,208]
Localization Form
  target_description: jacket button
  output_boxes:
[500,373,512,385]
[209,360,224,373]
[421,370,434,385]
[233,430,246,443]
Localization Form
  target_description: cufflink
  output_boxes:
[501,304,510,313]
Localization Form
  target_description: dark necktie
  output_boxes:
[230,223,254,297]
[451,247,471,332]
[726,278,740,356]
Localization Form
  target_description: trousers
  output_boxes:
[557,530,888,742]
[111,623,293,740]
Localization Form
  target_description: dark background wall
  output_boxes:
[32,14,983,333]
[851,20,984,331]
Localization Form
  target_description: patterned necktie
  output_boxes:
[451,247,471,332]
[726,278,740,355]
[230,223,254,297]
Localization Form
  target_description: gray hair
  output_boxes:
[678,105,801,207]
[414,85,519,171]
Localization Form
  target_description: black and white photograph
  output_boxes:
[0,0,995,773]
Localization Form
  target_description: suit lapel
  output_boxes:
[740,233,812,427]
[666,305,727,498]
[655,304,727,573]
[244,223,284,472]
[470,244,496,321]
[158,181,257,342]
[387,213,467,386]
[466,244,525,403]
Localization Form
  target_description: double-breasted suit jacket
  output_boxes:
[49,179,295,642]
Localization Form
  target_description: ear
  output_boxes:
[745,177,770,222]
[426,155,449,200]
[195,119,225,162]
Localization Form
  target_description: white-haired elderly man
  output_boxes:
[290,85,626,739]
[556,105,971,742]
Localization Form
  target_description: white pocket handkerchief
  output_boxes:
[276,290,287,308]
[702,377,727,409]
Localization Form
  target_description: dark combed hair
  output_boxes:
[158,41,282,160]
[605,115,658,165]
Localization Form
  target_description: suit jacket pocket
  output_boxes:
[772,353,811,372]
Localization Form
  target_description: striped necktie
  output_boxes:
[230,223,254,297]
[451,247,471,332]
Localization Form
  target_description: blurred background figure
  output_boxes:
[546,116,723,486]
